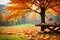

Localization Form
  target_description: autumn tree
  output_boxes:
[3,0,60,32]
[0,12,5,25]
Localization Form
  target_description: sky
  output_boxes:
[0,0,10,5]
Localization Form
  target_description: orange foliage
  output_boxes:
[3,0,60,22]
[28,12,40,21]
[0,12,6,22]
[46,8,59,16]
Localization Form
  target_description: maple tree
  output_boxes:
[3,0,60,31]
[4,0,60,22]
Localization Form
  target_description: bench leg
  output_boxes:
[39,26,46,34]
[41,26,46,31]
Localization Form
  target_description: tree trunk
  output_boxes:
[40,7,46,31]
[40,7,45,23]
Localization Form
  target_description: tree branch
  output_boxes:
[46,0,51,9]
[22,1,40,14]
[51,7,60,13]
[27,6,40,14]
[34,3,40,8]
[34,0,40,5]
[35,0,43,7]
[45,14,51,23]
[47,3,60,9]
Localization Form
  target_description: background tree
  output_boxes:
[3,0,60,32]
[0,12,5,25]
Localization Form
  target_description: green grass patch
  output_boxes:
[0,35,28,40]
[0,23,36,28]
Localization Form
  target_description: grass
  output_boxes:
[0,24,60,40]
[0,23,36,28]
[0,23,38,40]
[0,35,28,40]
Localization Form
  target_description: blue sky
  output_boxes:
[0,0,10,5]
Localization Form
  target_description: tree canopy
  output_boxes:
[3,0,60,22]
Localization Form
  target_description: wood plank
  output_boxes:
[36,24,60,27]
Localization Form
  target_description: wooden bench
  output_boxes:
[36,24,60,34]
